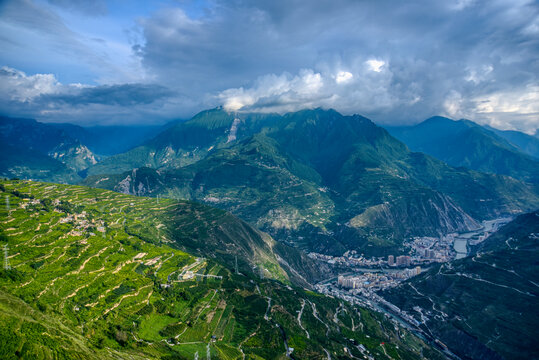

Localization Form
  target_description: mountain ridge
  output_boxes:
[82,108,539,256]
[386,116,539,183]
[482,124,539,159]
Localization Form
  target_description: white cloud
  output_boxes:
[521,12,539,35]
[220,69,325,113]
[465,64,493,84]
[365,59,385,73]
[219,88,254,112]
[1,0,538,132]
[0,66,61,101]
[443,90,465,118]
[218,63,421,115]
[0,0,147,85]
[471,85,539,133]
[0,66,175,125]
[133,0,538,130]
[439,85,539,133]
[335,71,353,84]
[449,0,475,11]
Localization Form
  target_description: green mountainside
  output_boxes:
[0,180,443,359]
[83,108,539,256]
[386,116,539,183]
[49,123,163,156]
[85,109,279,177]
[0,116,162,181]
[0,142,82,184]
[381,210,539,360]
[482,125,539,160]
[0,116,98,176]
[474,210,539,253]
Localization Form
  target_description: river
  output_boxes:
[452,217,512,259]
[453,238,468,259]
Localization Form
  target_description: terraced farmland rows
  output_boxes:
[1,180,444,359]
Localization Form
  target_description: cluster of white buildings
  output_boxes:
[337,266,422,292]
[387,255,413,266]
[308,250,389,267]
[404,236,453,263]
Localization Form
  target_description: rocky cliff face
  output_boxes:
[350,192,480,237]
[0,116,99,178]
[113,168,161,196]
[49,143,98,172]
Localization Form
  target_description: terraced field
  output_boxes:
[0,180,443,359]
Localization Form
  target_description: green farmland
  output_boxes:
[0,180,441,359]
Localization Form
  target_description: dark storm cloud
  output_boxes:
[0,0,537,130]
[0,67,176,125]
[135,0,539,130]
[41,84,173,106]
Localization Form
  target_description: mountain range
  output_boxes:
[483,125,539,160]
[2,108,538,360]
[49,122,164,156]
[0,116,161,182]
[386,116,539,183]
[0,116,96,182]
[2,109,538,258]
[80,108,539,256]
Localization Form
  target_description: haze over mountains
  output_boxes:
[49,123,164,157]
[386,116,539,183]
[483,125,539,160]
[0,116,162,182]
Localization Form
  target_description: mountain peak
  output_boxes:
[387,115,539,183]
[423,115,454,123]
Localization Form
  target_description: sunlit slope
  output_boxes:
[85,109,278,177]
[0,180,442,359]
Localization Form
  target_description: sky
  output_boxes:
[0,0,538,132]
